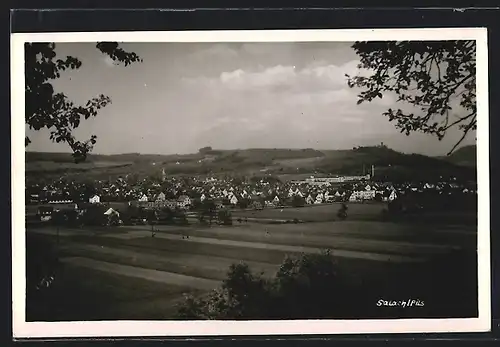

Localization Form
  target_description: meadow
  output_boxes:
[232,203,386,222]
[26,216,478,321]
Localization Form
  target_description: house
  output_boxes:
[155,192,166,201]
[213,199,224,210]
[251,201,263,210]
[314,194,323,204]
[37,206,54,222]
[89,194,100,204]
[165,200,177,210]
[424,183,435,189]
[349,192,361,202]
[103,207,121,225]
[29,194,39,204]
[306,194,314,205]
[272,196,280,205]
[104,207,120,217]
[265,201,275,208]
[177,195,192,209]
[49,199,73,204]
[388,190,398,201]
[230,195,239,205]
[138,194,148,202]
[200,193,206,202]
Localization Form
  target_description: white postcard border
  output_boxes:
[11,27,491,338]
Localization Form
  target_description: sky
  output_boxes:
[25,42,476,156]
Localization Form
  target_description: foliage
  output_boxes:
[177,248,478,319]
[176,263,272,319]
[290,195,306,207]
[237,198,252,209]
[81,205,108,226]
[25,42,142,162]
[26,233,62,315]
[217,209,233,225]
[198,199,217,225]
[177,250,354,319]
[198,146,213,154]
[346,41,476,155]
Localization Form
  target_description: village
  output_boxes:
[25,163,477,227]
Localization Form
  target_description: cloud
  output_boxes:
[185,60,372,95]
[175,59,411,152]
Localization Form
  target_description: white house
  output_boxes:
[314,194,323,204]
[139,194,148,202]
[272,196,280,205]
[306,194,314,205]
[349,192,361,202]
[89,194,100,204]
[200,193,206,202]
[388,190,398,201]
[230,195,239,205]
[104,208,120,217]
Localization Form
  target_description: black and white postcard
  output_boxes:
[11,28,491,338]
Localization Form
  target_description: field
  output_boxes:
[232,203,386,222]
[26,214,478,321]
[26,160,133,173]
[25,145,476,181]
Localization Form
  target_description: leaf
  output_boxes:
[347,40,476,153]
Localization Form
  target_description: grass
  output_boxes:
[26,160,132,173]
[59,244,279,281]
[232,203,386,222]
[272,157,323,168]
[69,234,295,265]
[25,145,475,179]
[27,264,205,321]
[26,215,478,321]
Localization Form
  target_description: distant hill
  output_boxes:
[440,145,476,167]
[25,146,475,183]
